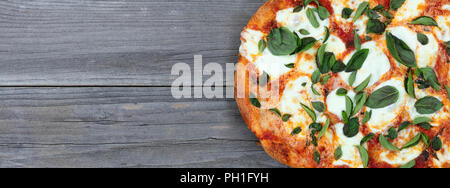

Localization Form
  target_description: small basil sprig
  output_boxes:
[291,127,302,135]
[353,92,367,116]
[301,103,317,122]
[412,116,432,125]
[385,31,417,68]
[269,108,282,117]
[342,8,353,19]
[349,71,357,86]
[312,70,321,84]
[298,37,317,52]
[293,5,304,13]
[446,85,450,99]
[317,6,330,20]
[317,118,330,139]
[419,67,441,91]
[432,136,442,151]
[421,133,431,147]
[332,60,346,73]
[379,134,400,151]
[258,39,266,53]
[410,16,439,27]
[362,110,372,124]
[398,121,412,132]
[417,33,429,45]
[323,27,330,42]
[285,63,295,68]
[400,160,416,168]
[401,134,422,149]
[354,75,371,93]
[336,88,348,96]
[282,114,292,122]
[388,127,398,140]
[299,29,310,35]
[361,133,375,145]
[367,19,386,34]
[345,96,353,117]
[343,117,360,138]
[390,0,406,11]
[355,145,369,168]
[414,96,443,114]
[345,49,369,72]
[314,150,321,164]
[353,2,369,21]
[249,93,261,108]
[334,145,343,160]
[306,8,320,28]
[312,101,325,112]
[354,32,362,50]
[366,86,399,109]
[404,69,415,98]
[267,27,299,56]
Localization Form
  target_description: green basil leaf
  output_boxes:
[353,2,370,21]
[318,118,330,139]
[303,0,314,6]
[317,6,330,20]
[410,16,439,27]
[446,85,450,99]
[361,133,375,145]
[267,27,299,56]
[314,150,321,164]
[342,111,349,124]
[413,116,432,125]
[301,103,317,122]
[285,63,295,68]
[343,117,360,138]
[354,75,372,93]
[414,96,443,114]
[417,33,429,45]
[366,9,380,19]
[365,36,373,41]
[355,145,369,168]
[405,69,416,98]
[336,88,348,96]
[312,70,321,84]
[398,121,412,132]
[421,133,431,147]
[388,127,398,140]
[312,101,325,112]
[401,134,422,150]
[379,134,400,151]
[299,37,317,52]
[349,71,357,86]
[259,71,270,86]
[317,44,327,71]
[321,74,331,85]
[373,5,385,12]
[306,8,320,28]
[353,92,367,116]
[432,136,442,151]
[342,8,353,19]
[291,127,302,135]
[258,39,266,53]
[302,82,307,87]
[332,60,346,73]
[366,86,399,109]
[400,160,416,168]
[345,49,369,72]
[311,133,318,146]
[382,10,393,19]
[354,32,362,50]
[318,52,335,74]
[249,93,261,108]
[345,96,353,117]
[269,108,282,117]
[385,31,417,68]
[282,114,292,122]
[390,0,406,11]
[293,5,304,13]
[418,122,431,130]
[311,85,321,96]
[362,110,372,124]
[299,29,310,35]
[420,67,441,91]
[367,19,386,34]
[323,27,330,42]
[334,145,343,160]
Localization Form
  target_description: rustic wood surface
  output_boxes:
[0,0,285,167]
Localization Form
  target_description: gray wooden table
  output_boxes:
[0,0,285,167]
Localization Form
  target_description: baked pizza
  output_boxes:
[235,0,449,168]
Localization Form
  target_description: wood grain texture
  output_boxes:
[0,0,263,86]
[0,87,283,167]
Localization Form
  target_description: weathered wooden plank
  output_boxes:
[0,87,284,168]
[0,0,263,86]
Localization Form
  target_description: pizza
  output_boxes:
[235,0,449,168]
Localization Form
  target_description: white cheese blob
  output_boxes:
[239,29,264,62]
[295,46,319,75]
[326,35,347,57]
[333,123,365,168]
[392,0,425,24]
[433,16,450,42]
[388,26,439,68]
[379,126,424,166]
[339,41,391,87]
[367,77,408,134]
[278,76,325,138]
[276,6,330,40]
[327,88,356,120]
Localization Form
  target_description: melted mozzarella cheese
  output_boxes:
[354,15,369,36]
[327,88,356,119]
[239,29,263,62]
[333,123,365,168]
[392,0,425,24]
[339,41,391,87]
[388,26,439,68]
[406,89,449,123]
[326,35,346,57]
[433,16,450,42]
[296,46,319,75]
[330,0,360,22]
[367,77,408,134]
[278,76,325,138]
[379,126,424,166]
[276,6,330,40]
